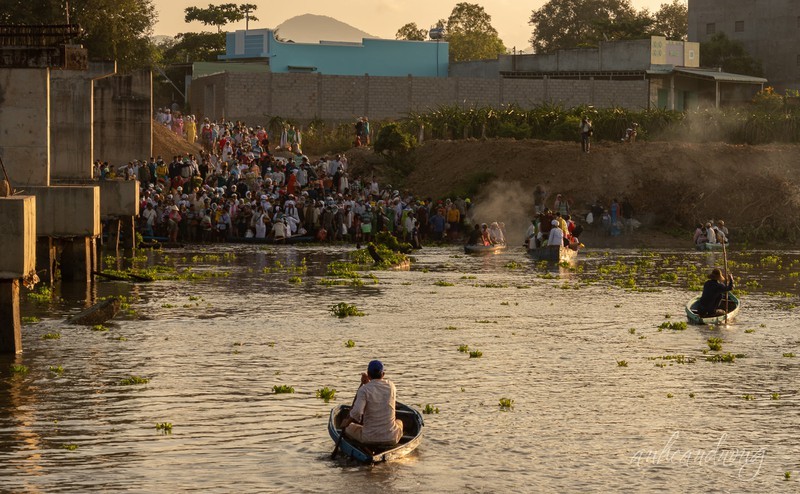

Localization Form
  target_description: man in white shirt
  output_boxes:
[341,360,403,446]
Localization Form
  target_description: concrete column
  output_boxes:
[35,237,57,285]
[121,216,136,252]
[669,75,675,111]
[61,237,93,283]
[715,81,720,109]
[0,279,22,354]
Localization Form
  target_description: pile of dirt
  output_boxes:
[344,139,800,241]
[152,123,202,159]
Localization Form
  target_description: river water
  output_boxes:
[1,244,798,492]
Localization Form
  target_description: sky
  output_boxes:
[151,0,679,52]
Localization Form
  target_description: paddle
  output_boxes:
[722,235,730,324]
[332,383,362,459]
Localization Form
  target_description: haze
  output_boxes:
[152,0,680,52]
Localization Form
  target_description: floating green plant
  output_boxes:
[91,325,109,332]
[445,326,458,330]
[49,365,64,375]
[616,360,628,367]
[267,342,275,347]
[504,261,522,269]
[689,393,695,398]
[161,304,175,309]
[469,350,483,358]
[667,393,673,398]
[42,332,61,340]
[500,301,509,306]
[22,316,41,324]
[423,404,439,414]
[10,364,28,375]
[648,355,695,364]
[329,303,364,318]
[188,296,201,301]
[119,376,149,385]
[273,385,295,394]
[433,281,454,287]
[115,336,128,341]
[27,286,53,303]
[783,353,795,358]
[516,285,531,289]
[458,344,469,353]
[628,328,636,335]
[155,422,173,433]
[742,394,755,401]
[62,443,78,451]
[658,321,687,331]
[785,471,791,481]
[707,337,723,351]
[498,398,514,410]
[475,320,497,324]
[477,283,508,288]
[771,393,780,400]
[744,329,755,334]
[288,276,302,284]
[315,387,336,402]
[707,353,736,363]
[344,340,355,348]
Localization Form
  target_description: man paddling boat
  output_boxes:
[340,360,403,447]
[697,268,734,317]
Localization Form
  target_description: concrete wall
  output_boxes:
[100,180,140,218]
[688,0,800,90]
[222,29,449,78]
[0,196,36,279]
[27,186,100,238]
[450,60,500,79]
[0,68,50,187]
[497,39,653,73]
[190,72,651,123]
[94,70,152,165]
[50,63,116,182]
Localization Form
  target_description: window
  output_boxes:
[706,23,716,35]
[735,21,744,32]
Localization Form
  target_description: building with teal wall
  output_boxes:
[220,29,448,77]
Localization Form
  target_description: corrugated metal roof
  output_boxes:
[647,66,767,83]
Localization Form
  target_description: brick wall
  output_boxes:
[190,73,650,123]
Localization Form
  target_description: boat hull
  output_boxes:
[464,243,506,254]
[527,245,578,262]
[328,402,424,463]
[695,242,729,251]
[685,293,740,324]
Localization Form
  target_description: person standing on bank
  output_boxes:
[341,360,403,447]
[580,116,593,154]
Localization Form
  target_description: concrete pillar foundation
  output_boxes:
[121,216,136,252]
[61,237,93,283]
[36,237,57,285]
[0,279,22,354]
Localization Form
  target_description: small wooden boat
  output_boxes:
[695,242,729,251]
[66,297,121,325]
[685,293,740,325]
[464,243,506,254]
[328,402,424,463]
[528,244,578,263]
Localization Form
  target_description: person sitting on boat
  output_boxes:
[693,223,707,245]
[547,220,563,247]
[697,268,735,317]
[480,223,492,246]
[341,360,403,447]
[467,223,482,246]
[489,222,505,245]
[717,220,729,242]
[704,222,717,245]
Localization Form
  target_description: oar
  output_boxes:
[722,235,730,325]
[332,384,362,459]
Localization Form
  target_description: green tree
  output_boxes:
[652,0,688,40]
[159,32,227,64]
[396,22,428,41]
[444,3,507,62]
[529,0,640,53]
[700,32,763,77]
[374,123,416,171]
[184,3,259,33]
[0,0,159,72]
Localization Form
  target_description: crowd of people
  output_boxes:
[102,116,477,245]
[524,203,583,251]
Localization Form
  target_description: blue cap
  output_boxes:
[368,360,384,374]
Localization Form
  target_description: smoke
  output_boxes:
[469,180,536,246]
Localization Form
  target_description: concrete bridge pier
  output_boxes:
[60,237,94,283]
[36,237,57,285]
[0,196,36,355]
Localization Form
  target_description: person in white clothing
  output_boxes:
[341,360,403,446]
[547,219,564,247]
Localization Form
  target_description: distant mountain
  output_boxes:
[274,14,376,43]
